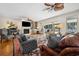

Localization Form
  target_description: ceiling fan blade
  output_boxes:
[54,3,64,11]
[43,7,51,11]
[44,3,52,6]
[55,3,64,8]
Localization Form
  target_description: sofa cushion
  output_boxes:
[59,34,79,48]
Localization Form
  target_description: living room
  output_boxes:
[0,3,79,56]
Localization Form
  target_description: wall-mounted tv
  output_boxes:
[22,21,31,27]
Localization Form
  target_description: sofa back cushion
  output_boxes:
[59,34,79,48]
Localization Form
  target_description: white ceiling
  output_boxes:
[0,3,79,21]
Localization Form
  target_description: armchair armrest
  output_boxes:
[59,47,79,56]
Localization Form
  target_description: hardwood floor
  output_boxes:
[0,38,40,56]
[0,40,13,56]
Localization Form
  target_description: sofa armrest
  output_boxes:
[59,47,79,56]
[39,45,58,56]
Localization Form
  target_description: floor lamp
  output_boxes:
[12,32,17,56]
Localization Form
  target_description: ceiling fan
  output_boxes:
[44,3,64,11]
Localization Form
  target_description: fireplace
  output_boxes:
[23,29,29,34]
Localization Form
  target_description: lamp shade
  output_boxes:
[58,23,64,29]
[55,23,64,29]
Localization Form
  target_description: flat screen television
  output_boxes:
[22,21,31,27]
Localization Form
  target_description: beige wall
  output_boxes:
[38,10,79,35]
[0,16,21,30]
[0,16,36,34]
[0,10,79,35]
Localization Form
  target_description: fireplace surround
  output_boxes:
[24,29,30,34]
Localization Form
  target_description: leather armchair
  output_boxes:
[39,33,79,56]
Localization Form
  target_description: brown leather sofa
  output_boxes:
[39,33,79,56]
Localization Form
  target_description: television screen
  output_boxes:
[22,21,31,27]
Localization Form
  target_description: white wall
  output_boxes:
[38,10,79,35]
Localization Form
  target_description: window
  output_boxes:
[44,24,53,32]
[66,16,77,34]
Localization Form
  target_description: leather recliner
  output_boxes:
[39,33,79,56]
